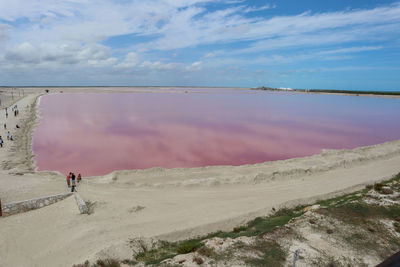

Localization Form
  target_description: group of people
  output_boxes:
[1,107,18,148]
[66,172,82,192]
[5,105,19,118]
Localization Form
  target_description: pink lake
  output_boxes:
[32,90,400,176]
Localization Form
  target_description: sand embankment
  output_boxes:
[0,87,399,267]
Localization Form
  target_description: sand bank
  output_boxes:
[0,87,399,266]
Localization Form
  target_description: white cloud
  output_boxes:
[318,46,383,55]
[243,4,276,13]
[2,1,400,53]
[230,23,400,54]
[140,60,181,71]
[0,1,399,86]
[223,0,245,4]
[1,42,115,69]
[204,52,216,58]
[88,57,117,67]
[114,52,140,68]
[186,61,202,71]
[0,23,11,43]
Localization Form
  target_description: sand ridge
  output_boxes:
[0,87,399,266]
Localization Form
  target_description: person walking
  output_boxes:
[66,172,71,188]
[4,123,6,129]
[71,173,76,186]
[7,131,10,140]
[77,173,82,183]
[71,173,77,192]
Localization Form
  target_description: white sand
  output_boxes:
[0,87,399,267]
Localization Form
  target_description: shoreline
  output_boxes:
[0,88,399,266]
[253,87,400,98]
[4,93,42,173]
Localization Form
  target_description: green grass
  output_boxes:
[135,241,177,265]
[317,199,400,227]
[135,208,303,265]
[317,173,400,208]
[316,191,366,207]
[314,173,400,261]
[176,239,203,254]
[317,173,400,225]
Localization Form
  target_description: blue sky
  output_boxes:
[0,0,399,90]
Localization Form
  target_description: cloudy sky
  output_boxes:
[0,0,399,90]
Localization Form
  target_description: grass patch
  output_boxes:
[135,208,302,265]
[318,201,400,226]
[316,172,400,209]
[176,239,203,254]
[135,241,177,265]
[316,189,368,207]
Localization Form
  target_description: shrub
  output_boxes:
[374,183,384,192]
[197,246,215,257]
[381,188,394,195]
[72,260,90,267]
[177,240,202,254]
[95,259,120,267]
[192,256,204,265]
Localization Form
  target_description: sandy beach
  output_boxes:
[0,87,399,267]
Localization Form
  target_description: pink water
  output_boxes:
[32,90,400,176]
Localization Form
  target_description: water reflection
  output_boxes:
[32,91,400,176]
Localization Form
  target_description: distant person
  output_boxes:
[6,112,8,118]
[0,137,3,148]
[16,124,20,129]
[3,123,6,129]
[71,173,76,187]
[77,173,82,183]
[14,110,17,117]
[7,131,10,140]
[66,172,71,188]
